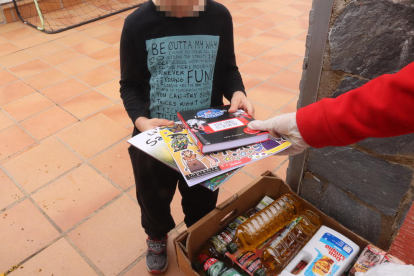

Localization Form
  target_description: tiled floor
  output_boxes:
[0,0,309,275]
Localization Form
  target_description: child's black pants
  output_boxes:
[128,145,219,239]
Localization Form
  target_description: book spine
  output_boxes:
[177,112,204,152]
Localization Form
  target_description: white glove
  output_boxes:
[248,112,309,156]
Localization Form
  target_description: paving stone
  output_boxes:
[299,172,323,206]
[357,134,414,156]
[320,183,382,244]
[331,76,369,98]
[307,147,412,216]
[330,0,414,79]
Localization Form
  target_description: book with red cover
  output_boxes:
[177,105,269,153]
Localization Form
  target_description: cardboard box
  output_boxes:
[174,171,371,275]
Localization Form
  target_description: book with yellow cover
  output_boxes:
[159,123,291,186]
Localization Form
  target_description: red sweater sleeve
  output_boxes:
[297,62,414,148]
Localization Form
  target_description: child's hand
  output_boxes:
[135,117,174,132]
[229,91,255,117]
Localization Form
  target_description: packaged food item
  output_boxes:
[280,225,360,276]
[224,226,287,276]
[256,210,321,275]
[349,244,386,276]
[228,194,302,252]
[197,254,242,276]
[209,196,275,255]
[379,253,405,265]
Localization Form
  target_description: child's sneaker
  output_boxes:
[146,235,168,274]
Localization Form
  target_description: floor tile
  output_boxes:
[81,24,116,38]
[275,160,289,181]
[275,5,305,17]
[21,106,78,140]
[0,42,20,56]
[32,164,121,231]
[2,138,82,193]
[55,32,90,47]
[0,81,36,106]
[259,48,302,67]
[0,168,24,210]
[41,48,82,66]
[0,125,35,160]
[25,41,65,57]
[58,114,130,159]
[171,186,185,225]
[127,187,137,201]
[0,69,18,87]
[87,46,119,63]
[68,195,145,276]
[241,73,262,91]
[13,34,49,49]
[92,103,131,127]
[105,18,125,29]
[284,17,309,30]
[289,59,304,72]
[236,40,271,57]
[277,39,305,56]
[240,59,283,80]
[280,97,299,114]
[235,51,253,66]
[260,11,293,24]
[41,78,91,103]
[96,30,122,45]
[243,155,287,178]
[57,56,101,76]
[238,7,267,17]
[24,68,69,90]
[232,12,255,25]
[0,110,14,131]
[224,2,245,13]
[268,69,301,92]
[61,90,113,119]
[234,35,246,45]
[0,22,25,34]
[76,66,119,87]
[106,58,121,71]
[269,24,306,38]
[123,232,185,276]
[95,78,121,100]
[8,238,98,276]
[248,82,297,110]
[220,170,255,195]
[295,31,308,42]
[0,50,35,68]
[233,25,262,39]
[244,18,278,31]
[0,199,60,273]
[70,39,108,55]
[9,59,51,78]
[3,92,55,122]
[251,101,275,120]
[0,27,37,41]
[89,141,134,190]
[250,32,288,47]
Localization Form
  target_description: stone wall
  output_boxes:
[299,0,414,249]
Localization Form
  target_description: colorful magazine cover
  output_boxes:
[127,125,239,191]
[159,123,292,186]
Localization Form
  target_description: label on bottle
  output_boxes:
[220,268,242,276]
[210,215,250,253]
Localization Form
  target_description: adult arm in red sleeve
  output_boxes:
[296,61,414,148]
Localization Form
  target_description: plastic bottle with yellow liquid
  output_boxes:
[255,209,322,275]
[227,194,302,254]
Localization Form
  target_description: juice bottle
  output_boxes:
[227,194,302,253]
[198,254,242,276]
[256,210,321,275]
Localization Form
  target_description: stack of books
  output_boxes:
[128,105,291,191]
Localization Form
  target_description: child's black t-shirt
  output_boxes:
[119,0,245,123]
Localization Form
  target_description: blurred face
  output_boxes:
[312,257,333,275]
[153,0,206,17]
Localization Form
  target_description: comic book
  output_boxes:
[158,123,292,186]
[177,106,269,153]
[127,126,240,191]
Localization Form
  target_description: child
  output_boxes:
[120,0,254,273]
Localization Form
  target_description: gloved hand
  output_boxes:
[248,112,309,156]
